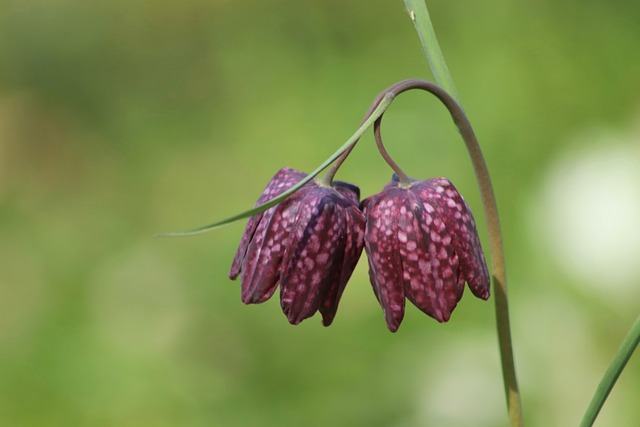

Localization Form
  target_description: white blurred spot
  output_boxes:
[535,129,640,297]
[514,292,605,426]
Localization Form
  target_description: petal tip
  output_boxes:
[437,310,452,323]
[386,322,400,333]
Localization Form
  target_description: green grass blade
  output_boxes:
[580,314,640,427]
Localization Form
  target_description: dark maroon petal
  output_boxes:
[319,205,365,326]
[340,207,365,286]
[280,191,348,325]
[396,190,463,322]
[230,168,306,279]
[362,177,491,331]
[416,178,490,300]
[363,194,406,332]
[229,208,267,280]
[240,194,302,304]
[333,180,361,205]
[456,198,490,299]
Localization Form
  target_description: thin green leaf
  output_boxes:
[155,94,394,238]
[580,313,640,427]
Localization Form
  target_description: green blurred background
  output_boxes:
[1,1,639,426]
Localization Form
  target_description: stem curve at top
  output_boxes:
[366,78,523,427]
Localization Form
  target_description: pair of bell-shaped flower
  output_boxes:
[229,167,490,332]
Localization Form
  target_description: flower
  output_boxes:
[229,167,365,326]
[361,175,490,332]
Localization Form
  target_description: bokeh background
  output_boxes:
[1,1,640,426]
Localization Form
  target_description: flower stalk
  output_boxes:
[373,116,412,186]
[404,0,460,102]
[403,2,524,425]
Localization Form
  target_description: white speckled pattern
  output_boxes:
[362,177,489,332]
[229,168,365,326]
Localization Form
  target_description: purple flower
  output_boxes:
[362,176,490,332]
[229,168,365,326]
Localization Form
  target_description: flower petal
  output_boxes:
[363,193,406,332]
[396,190,463,322]
[333,180,361,205]
[417,178,490,300]
[319,204,365,326]
[280,190,347,324]
[240,196,301,304]
[230,168,306,279]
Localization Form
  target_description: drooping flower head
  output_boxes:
[230,168,365,326]
[362,175,490,332]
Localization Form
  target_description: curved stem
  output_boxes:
[373,116,412,186]
[580,314,640,427]
[377,78,523,426]
[403,2,521,423]
[322,91,393,185]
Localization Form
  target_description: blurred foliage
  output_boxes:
[1,1,640,426]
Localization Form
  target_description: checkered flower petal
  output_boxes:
[229,168,307,280]
[280,189,348,324]
[229,168,365,326]
[362,189,408,332]
[362,176,490,332]
[412,178,490,299]
[318,203,365,326]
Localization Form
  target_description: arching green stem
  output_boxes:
[321,90,395,185]
[403,2,523,424]
[377,78,522,426]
